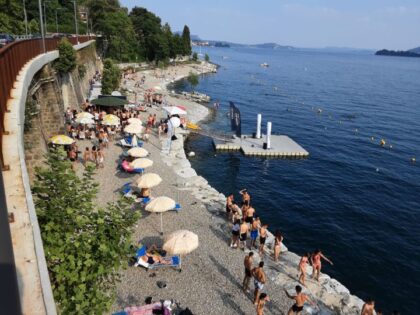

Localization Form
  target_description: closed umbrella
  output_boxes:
[76,112,94,119]
[163,230,199,255]
[128,147,149,158]
[135,173,162,188]
[130,158,153,169]
[49,135,74,145]
[75,117,95,125]
[127,118,142,125]
[145,196,176,234]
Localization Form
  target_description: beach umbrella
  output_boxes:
[76,112,94,119]
[49,135,74,145]
[130,158,153,169]
[145,196,176,234]
[163,106,187,116]
[154,86,163,91]
[75,117,95,125]
[128,147,149,158]
[135,173,162,188]
[127,118,142,125]
[124,124,144,134]
[169,116,181,128]
[102,114,120,126]
[163,230,199,255]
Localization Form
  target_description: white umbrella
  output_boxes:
[128,147,149,158]
[135,173,162,188]
[163,230,199,255]
[75,117,95,125]
[163,106,187,116]
[169,116,181,128]
[154,86,163,91]
[124,124,144,134]
[130,158,153,169]
[145,196,176,234]
[76,112,94,119]
[127,118,143,125]
[111,91,122,96]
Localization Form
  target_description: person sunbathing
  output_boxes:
[135,252,171,267]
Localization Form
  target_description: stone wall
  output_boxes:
[23,44,101,181]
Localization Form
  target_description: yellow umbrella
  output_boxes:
[163,230,199,255]
[145,196,176,234]
[124,124,144,134]
[128,147,149,158]
[127,118,143,125]
[129,158,153,169]
[76,112,94,119]
[49,135,74,145]
[135,173,162,188]
[102,114,120,126]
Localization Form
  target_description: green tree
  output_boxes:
[187,71,199,91]
[205,53,210,62]
[33,148,138,314]
[54,38,76,74]
[101,58,121,94]
[172,34,184,57]
[192,52,198,62]
[181,25,192,55]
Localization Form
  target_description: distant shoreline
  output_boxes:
[375,49,420,58]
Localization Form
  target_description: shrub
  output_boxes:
[54,38,76,74]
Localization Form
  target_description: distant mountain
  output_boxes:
[375,49,420,58]
[408,46,420,54]
[250,42,294,50]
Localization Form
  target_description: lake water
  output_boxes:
[177,46,420,314]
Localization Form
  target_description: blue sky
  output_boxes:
[120,0,420,50]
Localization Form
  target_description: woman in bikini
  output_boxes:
[273,231,283,263]
[298,253,310,286]
[311,249,333,282]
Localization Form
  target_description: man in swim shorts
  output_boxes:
[259,223,268,256]
[239,220,249,249]
[243,252,254,292]
[252,261,266,304]
[284,285,315,315]
[250,217,260,248]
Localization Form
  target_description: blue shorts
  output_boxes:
[250,230,258,240]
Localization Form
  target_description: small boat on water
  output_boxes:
[260,62,269,68]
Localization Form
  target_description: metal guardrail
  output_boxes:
[0,35,92,170]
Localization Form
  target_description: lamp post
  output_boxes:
[23,0,28,36]
[71,0,79,44]
[55,8,65,33]
[38,0,45,52]
[43,0,50,35]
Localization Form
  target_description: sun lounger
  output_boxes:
[121,160,144,174]
[124,303,171,315]
[134,246,181,272]
[120,138,143,148]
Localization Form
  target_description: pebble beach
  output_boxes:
[77,62,366,315]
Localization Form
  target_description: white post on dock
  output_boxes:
[256,114,262,138]
[266,122,272,149]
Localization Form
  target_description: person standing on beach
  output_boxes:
[226,193,234,220]
[252,261,266,304]
[298,253,310,286]
[361,298,375,315]
[240,220,249,249]
[273,231,283,263]
[259,224,268,256]
[243,252,254,293]
[284,286,315,315]
[83,147,91,166]
[250,217,260,248]
[245,204,256,224]
[256,293,270,315]
[310,249,333,282]
[240,188,251,205]
[230,219,240,248]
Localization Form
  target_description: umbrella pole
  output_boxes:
[160,213,163,236]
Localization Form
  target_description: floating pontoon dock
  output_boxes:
[212,110,309,158]
[213,135,309,157]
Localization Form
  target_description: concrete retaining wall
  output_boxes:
[2,40,95,315]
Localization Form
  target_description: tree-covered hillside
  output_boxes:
[0,0,192,63]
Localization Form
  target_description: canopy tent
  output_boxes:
[91,96,127,107]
